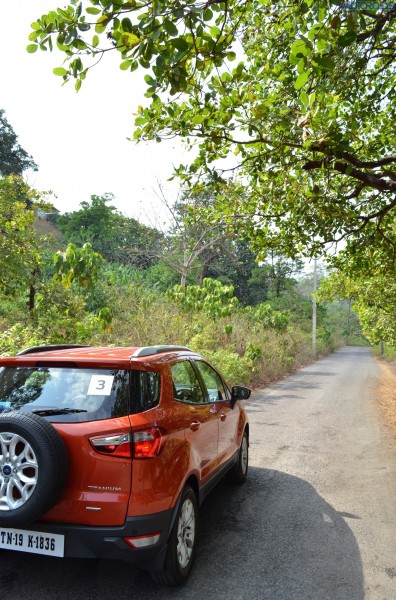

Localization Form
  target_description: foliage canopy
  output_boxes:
[57,193,161,267]
[0,109,37,176]
[0,176,44,296]
[29,1,396,271]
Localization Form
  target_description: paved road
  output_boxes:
[1,347,396,599]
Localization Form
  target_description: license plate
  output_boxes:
[0,527,64,557]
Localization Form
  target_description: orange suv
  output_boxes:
[0,344,250,585]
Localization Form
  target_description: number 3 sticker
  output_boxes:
[87,375,114,396]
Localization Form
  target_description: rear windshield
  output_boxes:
[0,366,130,422]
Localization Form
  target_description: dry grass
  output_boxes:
[375,358,396,437]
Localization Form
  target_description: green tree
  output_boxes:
[249,254,304,300]
[29,1,396,268]
[0,109,37,176]
[56,193,120,252]
[57,193,160,267]
[204,240,259,305]
[0,176,45,299]
[53,242,104,289]
[167,277,239,319]
[318,270,395,345]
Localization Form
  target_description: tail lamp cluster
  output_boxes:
[89,427,162,459]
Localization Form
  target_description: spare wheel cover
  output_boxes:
[0,412,68,527]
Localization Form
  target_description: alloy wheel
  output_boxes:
[176,497,196,569]
[0,432,38,511]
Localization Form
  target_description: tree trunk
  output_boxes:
[181,270,187,290]
[28,269,38,311]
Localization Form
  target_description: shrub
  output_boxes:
[0,323,46,356]
[191,347,253,386]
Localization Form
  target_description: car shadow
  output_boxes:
[0,468,364,600]
[192,467,364,599]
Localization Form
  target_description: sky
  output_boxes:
[0,1,189,223]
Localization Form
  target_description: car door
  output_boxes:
[171,360,219,483]
[193,360,239,465]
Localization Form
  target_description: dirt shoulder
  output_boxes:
[375,357,396,438]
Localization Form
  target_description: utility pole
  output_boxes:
[312,258,317,359]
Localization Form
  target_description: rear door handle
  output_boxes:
[190,421,201,431]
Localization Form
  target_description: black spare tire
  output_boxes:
[0,412,68,527]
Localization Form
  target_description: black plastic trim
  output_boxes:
[21,509,174,569]
[17,345,90,356]
[199,450,239,503]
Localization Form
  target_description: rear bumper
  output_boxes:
[28,509,174,570]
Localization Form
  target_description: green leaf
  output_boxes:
[74,39,88,51]
[291,39,311,58]
[337,31,357,47]
[120,60,132,70]
[64,30,77,45]
[210,26,221,37]
[53,67,68,76]
[294,70,309,90]
[26,44,38,54]
[313,56,335,71]
[163,19,178,36]
[300,91,309,106]
[171,38,189,52]
[144,74,156,85]
[121,18,133,32]
[297,58,305,74]
[123,32,140,47]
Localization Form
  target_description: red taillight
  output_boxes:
[89,433,132,458]
[133,427,162,458]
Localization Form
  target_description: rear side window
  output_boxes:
[132,371,161,413]
[0,367,130,422]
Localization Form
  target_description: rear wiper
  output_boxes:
[31,408,88,416]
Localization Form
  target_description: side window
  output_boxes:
[131,371,161,413]
[171,361,205,404]
[140,372,161,410]
[194,361,229,402]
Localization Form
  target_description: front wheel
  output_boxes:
[151,485,198,586]
[229,430,248,484]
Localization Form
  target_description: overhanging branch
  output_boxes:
[302,159,396,193]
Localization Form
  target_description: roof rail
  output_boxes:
[17,344,89,356]
[132,345,194,358]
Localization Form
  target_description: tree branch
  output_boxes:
[356,8,396,43]
[302,159,396,193]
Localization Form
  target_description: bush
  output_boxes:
[191,347,253,386]
[0,323,45,356]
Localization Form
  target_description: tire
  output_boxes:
[151,485,198,586]
[0,412,68,527]
[229,430,248,484]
